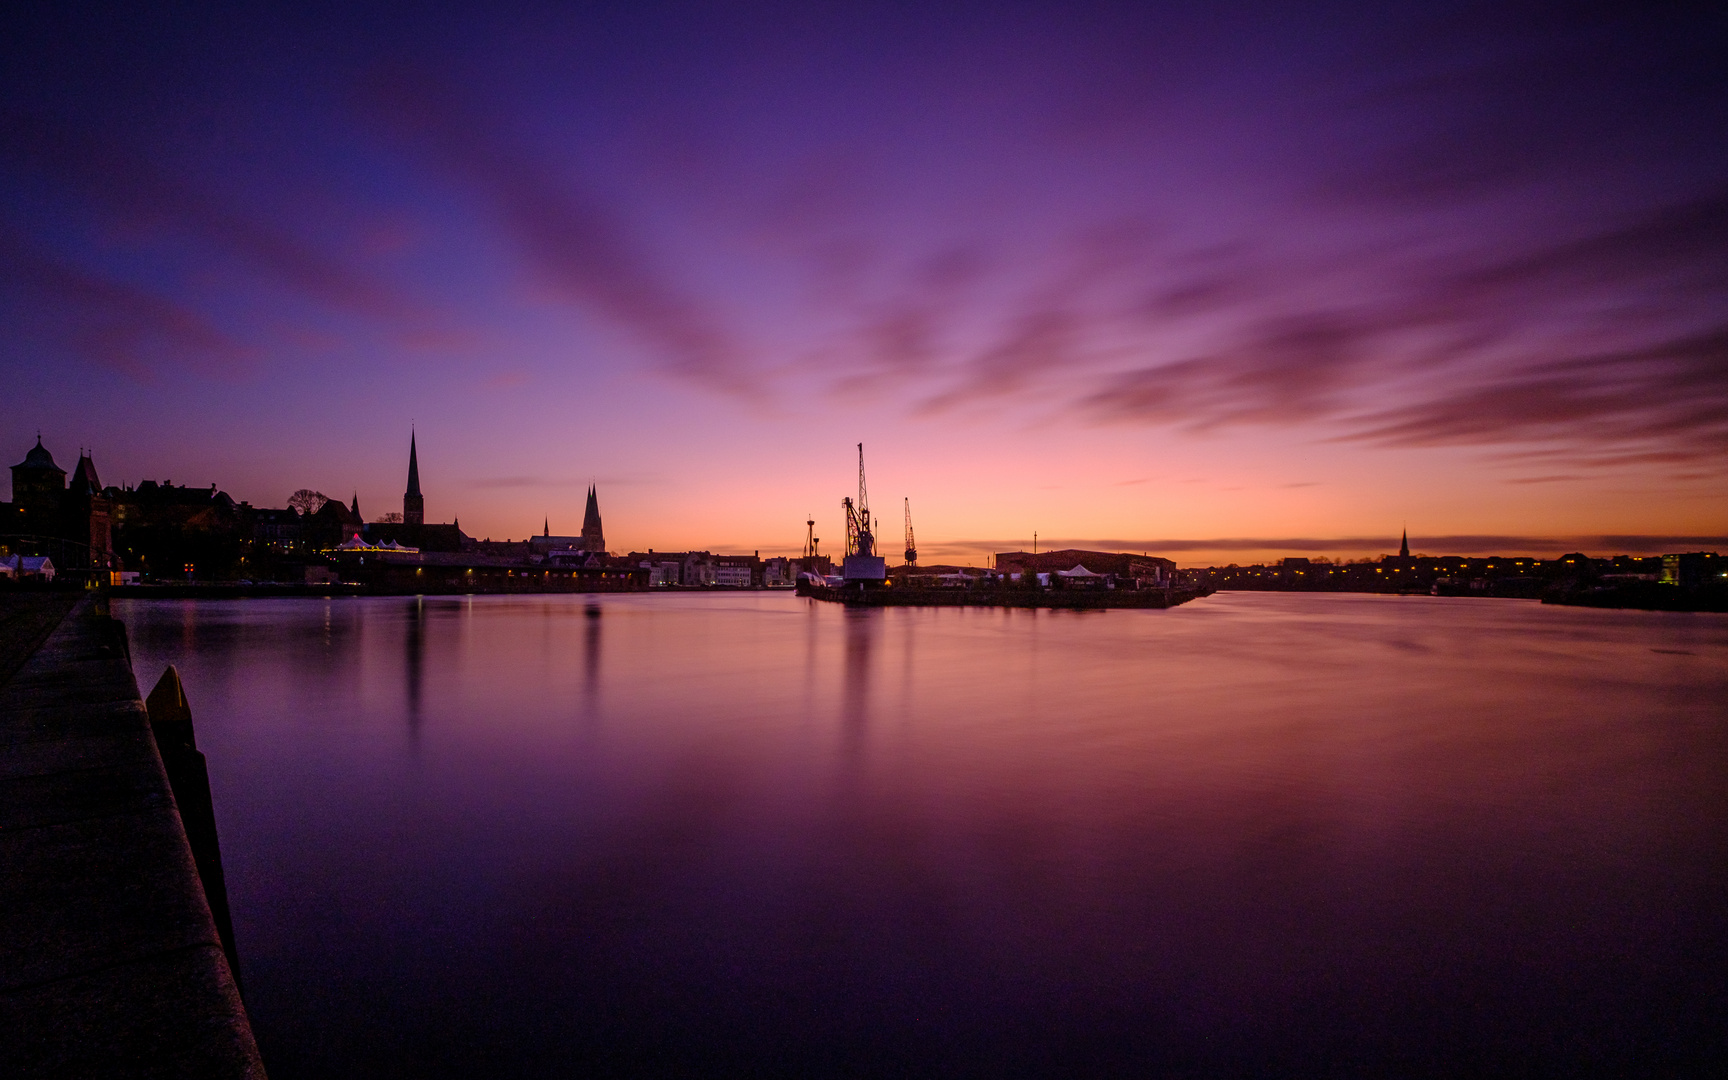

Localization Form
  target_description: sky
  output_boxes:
[3,2,1725,565]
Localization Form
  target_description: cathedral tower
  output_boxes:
[403,431,424,525]
[581,485,605,554]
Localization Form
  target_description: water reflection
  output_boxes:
[582,602,602,712]
[840,607,879,757]
[109,593,1728,1079]
[404,598,423,739]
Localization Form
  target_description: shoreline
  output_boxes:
[797,581,1213,609]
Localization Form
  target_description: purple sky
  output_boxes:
[3,2,1724,563]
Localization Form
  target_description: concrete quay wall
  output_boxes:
[0,597,265,1078]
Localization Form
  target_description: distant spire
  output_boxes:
[581,484,604,553]
[1400,528,1409,558]
[406,430,421,497]
[544,517,549,537]
[403,429,424,525]
[351,492,360,520]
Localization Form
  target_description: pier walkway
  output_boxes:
[0,595,264,1078]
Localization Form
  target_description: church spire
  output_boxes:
[403,429,424,525]
[581,484,605,554]
[1400,528,1409,558]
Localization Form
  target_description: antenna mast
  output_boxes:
[904,497,917,564]
[804,515,818,560]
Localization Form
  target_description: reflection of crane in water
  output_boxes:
[841,443,887,582]
[903,498,917,565]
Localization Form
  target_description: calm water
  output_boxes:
[114,592,1728,1077]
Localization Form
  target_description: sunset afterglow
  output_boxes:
[3,4,1724,563]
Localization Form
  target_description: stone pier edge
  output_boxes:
[0,595,266,1078]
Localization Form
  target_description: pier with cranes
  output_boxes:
[797,444,1210,610]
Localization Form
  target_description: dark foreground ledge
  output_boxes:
[0,596,265,1078]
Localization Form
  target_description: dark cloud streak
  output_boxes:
[361,67,745,393]
[0,226,251,378]
[0,108,421,324]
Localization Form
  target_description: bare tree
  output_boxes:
[287,489,328,515]
[374,511,404,523]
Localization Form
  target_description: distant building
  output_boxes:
[366,432,467,552]
[106,479,243,580]
[1663,552,1722,589]
[713,553,762,588]
[66,452,114,562]
[527,488,609,562]
[994,549,1175,583]
[0,553,57,581]
[627,551,687,586]
[9,438,66,532]
[251,507,304,553]
[3,438,116,574]
[580,485,605,554]
[403,430,424,525]
[683,551,715,586]
[305,497,365,550]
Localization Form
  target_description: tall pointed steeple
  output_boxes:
[580,484,605,554]
[544,517,550,537]
[403,429,424,525]
[1400,528,1409,558]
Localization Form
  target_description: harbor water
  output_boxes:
[113,592,1728,1077]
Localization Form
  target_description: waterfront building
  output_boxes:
[0,554,57,580]
[8,438,66,532]
[627,551,687,586]
[1663,552,1723,588]
[305,497,365,550]
[994,549,1175,584]
[250,507,304,554]
[106,480,243,580]
[712,554,759,587]
[3,438,116,574]
[367,432,467,552]
[683,551,715,586]
[581,485,605,553]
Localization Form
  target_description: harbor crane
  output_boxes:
[843,444,874,559]
[904,498,917,565]
[841,443,887,582]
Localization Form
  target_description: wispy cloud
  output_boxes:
[0,108,422,324]
[0,226,252,378]
[1340,323,1728,462]
[361,67,746,394]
